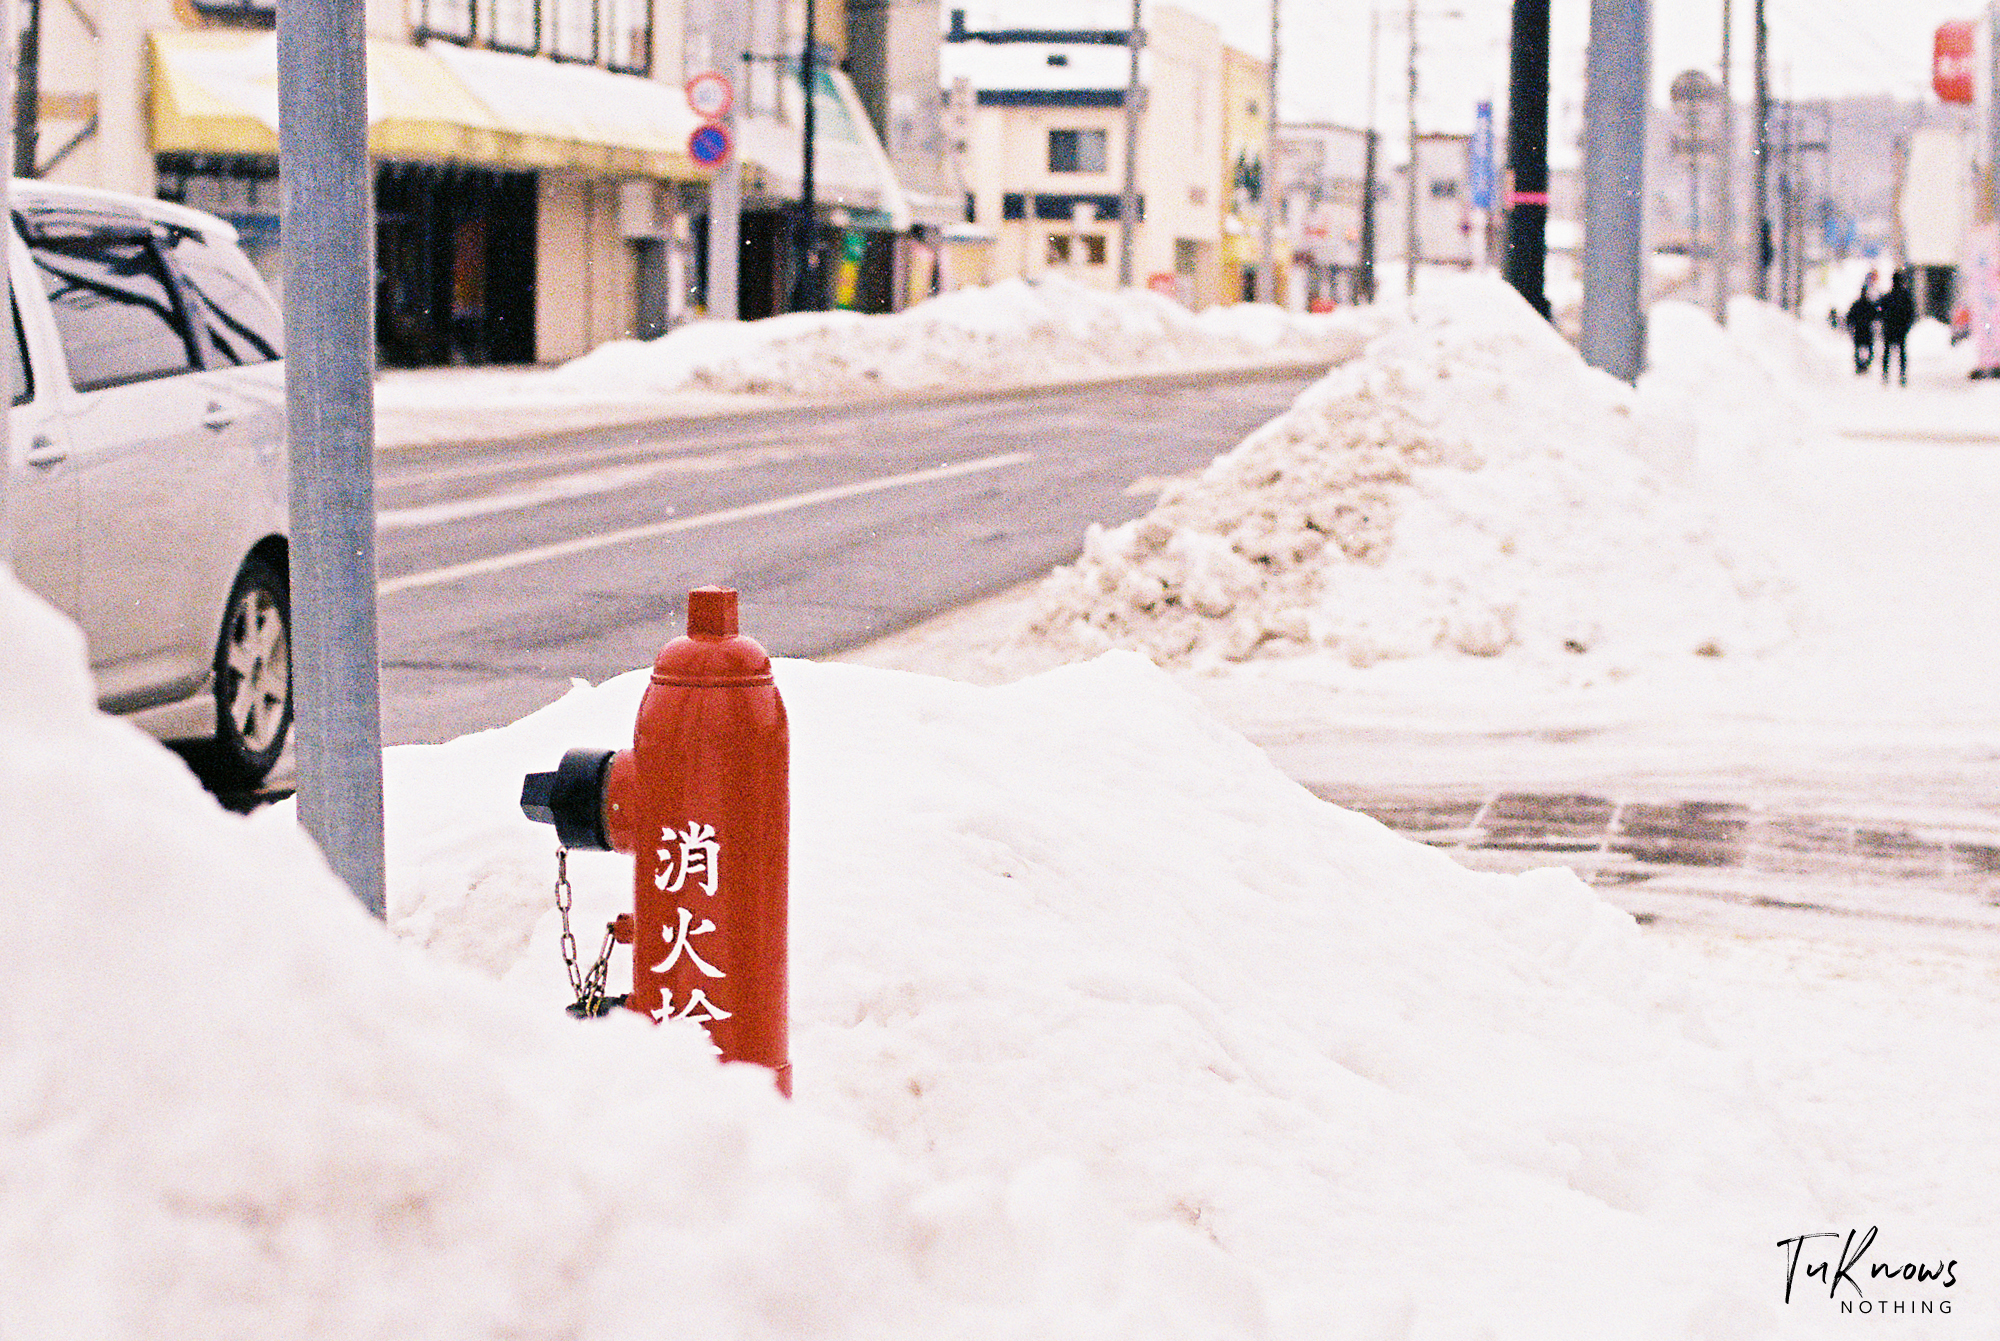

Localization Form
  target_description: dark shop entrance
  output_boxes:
[375,165,537,367]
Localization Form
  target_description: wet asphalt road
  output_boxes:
[370,367,1325,746]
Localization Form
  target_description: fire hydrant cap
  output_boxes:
[687,586,739,638]
[656,587,773,687]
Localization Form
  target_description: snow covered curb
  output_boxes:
[374,276,1379,449]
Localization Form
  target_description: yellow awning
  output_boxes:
[149,30,702,179]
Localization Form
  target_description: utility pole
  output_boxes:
[1117,0,1141,287]
[706,0,747,320]
[791,0,820,312]
[11,0,35,178]
[1358,8,1380,303]
[1752,0,1769,301]
[1403,0,1418,297]
[1580,0,1648,383]
[1714,0,1733,323]
[1503,0,1551,317]
[1258,0,1280,303]
[278,0,386,917]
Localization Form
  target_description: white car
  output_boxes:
[7,180,291,786]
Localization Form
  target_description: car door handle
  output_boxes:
[24,434,65,470]
[203,401,240,432]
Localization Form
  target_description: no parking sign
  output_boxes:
[689,122,733,168]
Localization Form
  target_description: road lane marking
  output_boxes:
[377,451,1033,597]
[379,440,807,498]
[378,460,688,529]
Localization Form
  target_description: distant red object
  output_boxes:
[1147,272,1179,296]
[1308,298,1336,314]
[1935,20,1976,104]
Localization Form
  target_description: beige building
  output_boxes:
[940,3,1225,307]
[22,0,908,364]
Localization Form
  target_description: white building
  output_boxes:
[940,3,1226,305]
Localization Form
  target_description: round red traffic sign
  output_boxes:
[689,121,733,168]
[685,71,734,121]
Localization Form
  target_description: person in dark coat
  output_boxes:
[1877,270,1917,386]
[1845,278,1878,375]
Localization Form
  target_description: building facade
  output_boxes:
[940,3,1226,306]
[22,0,913,365]
[1274,122,1371,308]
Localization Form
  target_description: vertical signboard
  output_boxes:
[1469,100,1496,211]
[1934,20,1976,103]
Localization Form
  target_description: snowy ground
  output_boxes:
[372,275,1376,448]
[3,276,1994,1338]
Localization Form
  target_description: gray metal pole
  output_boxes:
[706,0,746,319]
[1257,0,1279,303]
[1989,7,2000,221]
[278,0,386,917]
[1752,0,1768,301]
[1116,0,1142,288]
[1358,8,1379,303]
[1579,0,1649,383]
[1714,0,1733,323]
[12,0,36,178]
[1403,0,1418,298]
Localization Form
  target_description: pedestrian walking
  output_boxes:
[1878,270,1917,387]
[1845,278,1878,375]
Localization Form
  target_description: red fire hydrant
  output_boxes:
[521,586,791,1095]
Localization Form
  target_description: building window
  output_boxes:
[483,0,540,52]
[189,0,276,23]
[1002,193,1027,221]
[1080,233,1107,265]
[412,0,475,41]
[1429,178,1461,199]
[1045,234,1072,265]
[1048,128,1108,174]
[410,0,649,72]
[605,0,652,72]
[549,0,598,61]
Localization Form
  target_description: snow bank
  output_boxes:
[1009,274,1798,673]
[373,278,1375,418]
[0,575,1248,1341]
[382,652,1857,1339]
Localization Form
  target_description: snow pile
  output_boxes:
[0,575,1252,1341]
[554,277,1373,399]
[378,653,1861,1340]
[374,278,1374,416]
[1012,274,1797,672]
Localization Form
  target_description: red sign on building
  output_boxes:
[1935,20,1976,105]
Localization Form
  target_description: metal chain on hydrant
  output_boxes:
[554,848,620,1018]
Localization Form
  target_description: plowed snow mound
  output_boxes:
[1016,275,1799,671]
[547,275,1378,400]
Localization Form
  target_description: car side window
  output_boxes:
[5,300,30,407]
[166,229,284,367]
[30,231,200,392]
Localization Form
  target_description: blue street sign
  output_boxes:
[689,122,732,168]
[1469,101,1495,212]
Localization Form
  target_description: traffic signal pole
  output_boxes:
[1503,0,1552,318]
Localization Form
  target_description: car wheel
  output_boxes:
[213,556,292,787]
